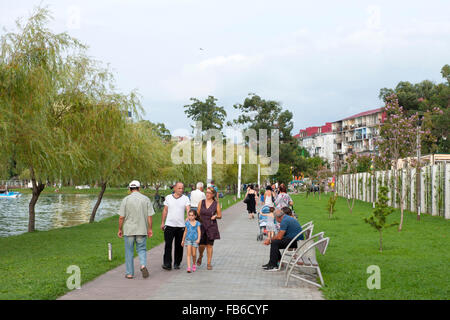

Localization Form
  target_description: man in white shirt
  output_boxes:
[190,182,206,212]
[161,182,191,270]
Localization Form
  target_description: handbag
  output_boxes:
[243,195,250,204]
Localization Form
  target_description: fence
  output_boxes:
[336,163,450,220]
[0,180,30,189]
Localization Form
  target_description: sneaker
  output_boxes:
[140,266,149,278]
[187,267,191,273]
[174,264,180,270]
[261,263,270,269]
[263,265,278,272]
[162,264,172,271]
[192,265,196,272]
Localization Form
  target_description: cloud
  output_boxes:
[195,54,264,71]
[366,5,381,30]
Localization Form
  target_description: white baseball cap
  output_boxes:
[129,180,140,188]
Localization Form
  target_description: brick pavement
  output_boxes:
[59,201,323,300]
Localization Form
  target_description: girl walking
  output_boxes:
[181,209,201,273]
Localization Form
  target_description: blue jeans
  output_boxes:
[124,235,147,276]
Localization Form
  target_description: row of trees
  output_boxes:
[379,65,450,154]
[0,8,305,234]
[183,94,328,185]
[0,8,175,231]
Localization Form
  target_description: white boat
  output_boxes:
[0,191,21,198]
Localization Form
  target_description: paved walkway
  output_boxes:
[59,201,323,300]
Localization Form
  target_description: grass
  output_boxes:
[0,193,239,300]
[292,193,449,300]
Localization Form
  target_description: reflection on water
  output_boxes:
[0,194,123,237]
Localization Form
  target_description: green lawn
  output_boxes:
[291,193,449,300]
[0,193,239,300]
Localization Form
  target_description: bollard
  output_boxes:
[108,243,112,261]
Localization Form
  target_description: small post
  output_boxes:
[108,243,112,261]
[206,140,213,187]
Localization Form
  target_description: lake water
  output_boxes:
[0,194,124,237]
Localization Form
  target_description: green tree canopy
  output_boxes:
[0,7,89,231]
[378,65,449,153]
[184,96,227,133]
[229,93,293,142]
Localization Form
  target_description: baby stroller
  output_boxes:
[257,205,272,241]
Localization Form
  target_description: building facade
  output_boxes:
[294,108,386,171]
[294,122,336,164]
[332,108,385,168]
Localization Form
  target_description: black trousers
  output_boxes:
[163,226,185,267]
[269,237,297,267]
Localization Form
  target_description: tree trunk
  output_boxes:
[347,197,355,214]
[379,230,383,252]
[398,200,404,232]
[28,168,45,232]
[90,181,107,223]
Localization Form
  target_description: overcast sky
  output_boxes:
[1,0,449,137]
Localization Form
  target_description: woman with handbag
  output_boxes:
[244,184,257,219]
[197,187,222,270]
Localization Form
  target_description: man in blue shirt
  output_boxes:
[262,209,303,271]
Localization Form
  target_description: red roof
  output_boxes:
[341,108,384,121]
[297,122,332,137]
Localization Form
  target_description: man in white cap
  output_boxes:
[118,180,154,279]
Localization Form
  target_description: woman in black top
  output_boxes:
[245,184,257,219]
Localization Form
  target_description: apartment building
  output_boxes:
[332,108,386,167]
[294,122,336,164]
[294,107,386,170]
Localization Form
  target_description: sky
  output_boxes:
[1,0,449,138]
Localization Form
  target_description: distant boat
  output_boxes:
[0,191,21,198]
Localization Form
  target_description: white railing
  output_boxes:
[336,163,450,219]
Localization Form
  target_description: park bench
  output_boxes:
[277,223,314,271]
[284,234,330,288]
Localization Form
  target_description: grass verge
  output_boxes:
[292,193,449,299]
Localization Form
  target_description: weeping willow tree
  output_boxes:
[0,7,89,232]
[62,91,142,223]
